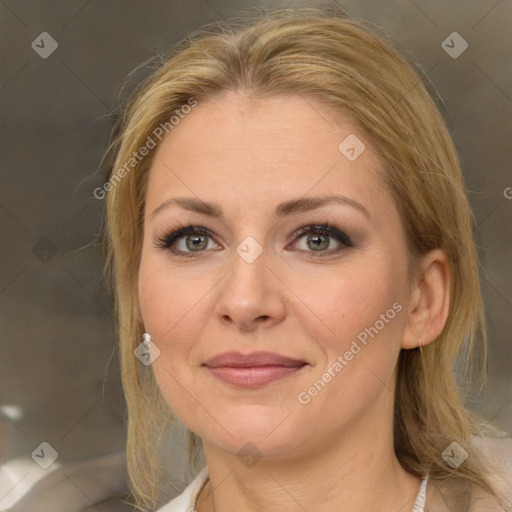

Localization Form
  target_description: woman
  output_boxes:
[104,7,512,512]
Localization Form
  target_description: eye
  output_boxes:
[154,222,353,258]
[154,223,220,257]
[289,223,353,256]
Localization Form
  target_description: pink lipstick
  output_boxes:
[203,351,307,388]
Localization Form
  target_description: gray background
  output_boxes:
[1,0,511,503]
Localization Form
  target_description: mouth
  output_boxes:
[203,351,308,388]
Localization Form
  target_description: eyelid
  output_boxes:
[154,221,353,256]
[290,223,353,248]
[153,223,216,251]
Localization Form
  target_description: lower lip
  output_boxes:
[206,364,306,388]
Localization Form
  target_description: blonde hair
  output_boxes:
[103,7,503,510]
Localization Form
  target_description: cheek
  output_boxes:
[302,258,404,356]
[295,263,405,428]
[137,255,208,420]
[138,253,186,352]
[137,251,215,364]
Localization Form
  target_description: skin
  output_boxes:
[138,89,450,512]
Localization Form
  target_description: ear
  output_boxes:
[401,249,451,349]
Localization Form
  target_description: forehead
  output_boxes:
[145,90,391,222]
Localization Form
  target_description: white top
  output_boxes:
[156,468,428,512]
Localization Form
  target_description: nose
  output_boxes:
[214,242,287,332]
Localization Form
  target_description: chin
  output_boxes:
[196,404,306,459]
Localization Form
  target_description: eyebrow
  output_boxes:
[150,194,372,221]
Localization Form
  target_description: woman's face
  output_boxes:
[138,90,412,460]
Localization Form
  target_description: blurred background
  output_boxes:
[1,0,511,509]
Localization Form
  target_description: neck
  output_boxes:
[195,392,421,512]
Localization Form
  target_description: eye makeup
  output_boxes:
[153,220,354,259]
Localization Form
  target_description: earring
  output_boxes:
[418,338,423,347]
[135,332,160,365]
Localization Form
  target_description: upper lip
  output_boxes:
[203,351,307,368]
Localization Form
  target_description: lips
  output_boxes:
[203,351,308,388]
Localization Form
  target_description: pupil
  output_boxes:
[187,235,207,250]
[309,234,328,251]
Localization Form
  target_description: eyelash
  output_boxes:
[154,222,354,258]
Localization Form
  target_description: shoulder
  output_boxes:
[425,434,512,512]
[472,433,512,508]
[156,467,209,512]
